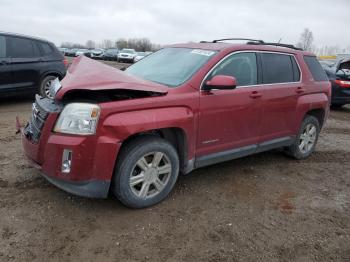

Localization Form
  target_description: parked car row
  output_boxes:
[58,47,152,63]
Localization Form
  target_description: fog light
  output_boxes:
[61,149,72,173]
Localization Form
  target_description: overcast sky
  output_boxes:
[0,0,349,49]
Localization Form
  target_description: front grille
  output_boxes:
[24,95,62,144]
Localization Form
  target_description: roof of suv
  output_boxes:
[169,42,315,56]
[0,31,52,44]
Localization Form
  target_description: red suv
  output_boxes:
[22,39,331,208]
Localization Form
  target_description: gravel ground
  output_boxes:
[0,60,349,261]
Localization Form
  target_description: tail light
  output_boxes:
[63,58,69,68]
[334,79,350,88]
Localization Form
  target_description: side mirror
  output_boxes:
[203,75,237,91]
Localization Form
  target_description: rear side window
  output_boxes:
[261,53,295,84]
[8,37,40,58]
[0,36,6,58]
[304,56,328,81]
[40,42,54,55]
[209,52,258,86]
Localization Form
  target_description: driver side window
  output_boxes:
[208,52,258,86]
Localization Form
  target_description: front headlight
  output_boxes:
[54,103,100,135]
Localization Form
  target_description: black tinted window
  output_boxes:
[8,37,38,58]
[40,42,53,55]
[0,36,6,58]
[304,56,328,81]
[209,52,258,86]
[261,53,294,84]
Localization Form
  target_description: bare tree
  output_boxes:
[296,28,314,51]
[86,40,96,49]
[61,42,85,48]
[116,38,128,49]
[101,39,114,49]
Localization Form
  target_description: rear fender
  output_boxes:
[295,93,330,131]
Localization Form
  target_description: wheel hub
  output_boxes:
[144,167,158,183]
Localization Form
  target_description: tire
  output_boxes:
[112,136,179,208]
[285,115,320,159]
[39,75,57,98]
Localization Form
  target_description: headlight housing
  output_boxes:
[54,103,100,135]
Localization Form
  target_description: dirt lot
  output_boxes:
[0,61,350,261]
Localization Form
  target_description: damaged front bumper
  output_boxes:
[21,95,121,198]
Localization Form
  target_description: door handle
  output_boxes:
[296,87,306,94]
[249,91,262,99]
[0,60,8,65]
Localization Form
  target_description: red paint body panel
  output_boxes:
[22,43,331,198]
[56,56,168,100]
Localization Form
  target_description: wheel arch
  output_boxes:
[117,127,190,174]
[305,108,325,128]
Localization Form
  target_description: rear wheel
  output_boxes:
[286,115,320,159]
[39,75,57,98]
[112,136,179,208]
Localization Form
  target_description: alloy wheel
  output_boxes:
[129,152,172,199]
[299,123,317,154]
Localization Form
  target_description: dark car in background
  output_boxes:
[103,48,119,61]
[321,58,350,108]
[0,32,67,98]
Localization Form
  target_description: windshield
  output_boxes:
[126,47,217,87]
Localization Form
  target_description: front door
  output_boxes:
[197,52,263,160]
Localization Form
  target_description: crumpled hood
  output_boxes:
[55,56,168,100]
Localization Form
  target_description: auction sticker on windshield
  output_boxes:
[190,49,216,56]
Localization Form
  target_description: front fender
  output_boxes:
[101,106,195,157]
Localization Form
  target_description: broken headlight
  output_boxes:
[54,103,100,135]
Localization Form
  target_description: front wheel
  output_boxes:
[112,136,179,208]
[286,115,320,159]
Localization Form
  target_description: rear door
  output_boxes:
[7,36,42,93]
[0,35,13,94]
[258,52,302,143]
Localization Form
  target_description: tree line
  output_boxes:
[61,38,162,52]
[296,28,350,56]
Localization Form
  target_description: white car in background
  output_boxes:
[117,48,137,63]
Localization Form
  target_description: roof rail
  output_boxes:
[212,38,264,43]
[201,38,303,51]
[247,41,303,51]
